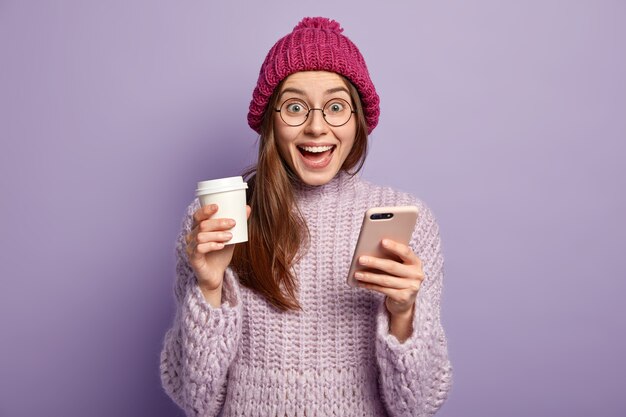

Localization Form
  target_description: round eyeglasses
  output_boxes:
[275,97,356,127]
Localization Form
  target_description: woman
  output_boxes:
[161,17,452,417]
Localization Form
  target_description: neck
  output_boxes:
[292,170,359,200]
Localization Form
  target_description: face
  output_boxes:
[273,71,357,186]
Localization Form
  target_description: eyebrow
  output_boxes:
[278,86,351,100]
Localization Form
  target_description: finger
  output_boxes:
[358,255,424,282]
[186,217,235,248]
[195,241,226,254]
[354,270,421,292]
[381,239,422,266]
[246,205,252,219]
[354,281,408,300]
[196,231,233,244]
[186,234,228,256]
[192,204,219,227]
[198,217,236,233]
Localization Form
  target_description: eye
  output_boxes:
[326,100,346,114]
[285,101,307,114]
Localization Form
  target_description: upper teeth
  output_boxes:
[300,145,333,153]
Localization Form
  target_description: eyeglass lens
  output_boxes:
[278,98,353,127]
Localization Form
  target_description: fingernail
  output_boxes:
[359,256,369,265]
[354,272,363,280]
[382,239,390,247]
[224,232,233,239]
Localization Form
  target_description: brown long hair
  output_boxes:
[232,76,369,311]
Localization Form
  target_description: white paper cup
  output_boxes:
[195,176,248,245]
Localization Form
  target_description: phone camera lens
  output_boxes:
[370,213,394,220]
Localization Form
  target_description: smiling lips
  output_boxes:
[297,144,336,169]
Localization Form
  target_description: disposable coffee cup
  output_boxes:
[195,176,248,245]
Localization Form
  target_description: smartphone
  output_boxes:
[347,206,419,287]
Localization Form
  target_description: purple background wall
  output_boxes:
[1,1,624,416]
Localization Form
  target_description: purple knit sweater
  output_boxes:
[160,172,452,416]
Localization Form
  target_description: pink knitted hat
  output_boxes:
[247,17,380,134]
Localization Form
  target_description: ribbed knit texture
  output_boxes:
[160,172,452,416]
[247,17,380,134]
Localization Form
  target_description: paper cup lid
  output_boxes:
[195,176,248,196]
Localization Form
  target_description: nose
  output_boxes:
[303,108,328,136]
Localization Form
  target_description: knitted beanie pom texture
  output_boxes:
[247,17,380,134]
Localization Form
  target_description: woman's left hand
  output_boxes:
[354,239,425,318]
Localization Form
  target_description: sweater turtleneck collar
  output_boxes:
[292,170,360,202]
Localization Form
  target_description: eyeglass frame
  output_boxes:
[274,97,356,127]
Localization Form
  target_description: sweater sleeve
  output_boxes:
[160,200,243,416]
[375,202,453,417]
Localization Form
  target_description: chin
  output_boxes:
[295,168,340,186]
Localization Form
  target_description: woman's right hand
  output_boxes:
[185,204,250,293]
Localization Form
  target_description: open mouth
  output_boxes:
[297,145,336,165]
